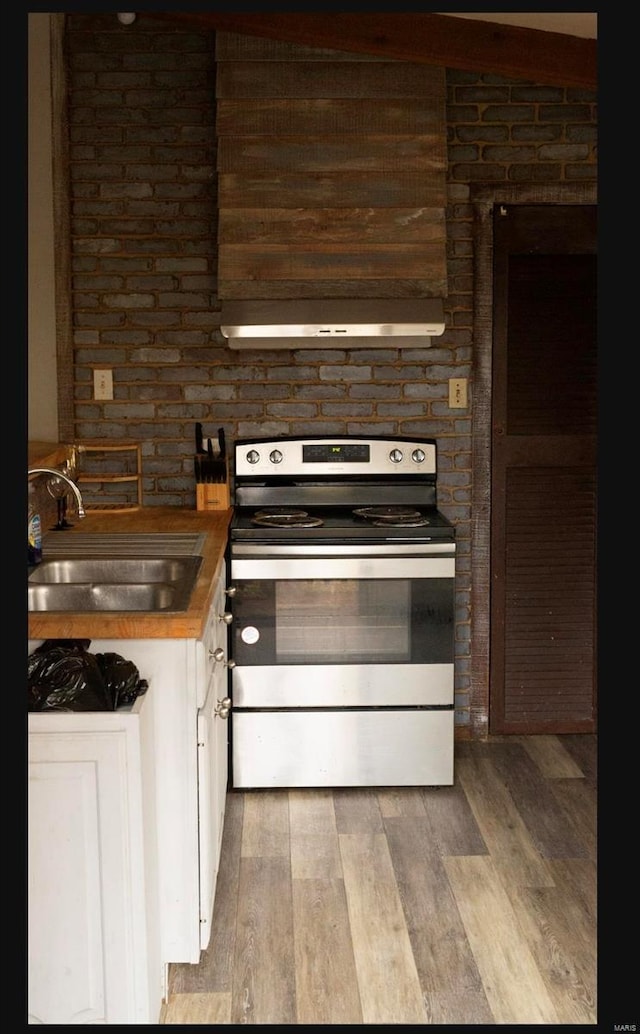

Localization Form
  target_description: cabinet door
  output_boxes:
[197,564,230,951]
[28,704,158,1025]
[197,663,230,950]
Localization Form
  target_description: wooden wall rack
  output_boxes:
[76,441,143,512]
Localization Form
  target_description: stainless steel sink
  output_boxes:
[28,554,203,612]
[30,557,200,585]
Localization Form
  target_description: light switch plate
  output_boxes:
[94,369,113,400]
[449,377,468,409]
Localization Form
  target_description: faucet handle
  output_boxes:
[46,475,69,499]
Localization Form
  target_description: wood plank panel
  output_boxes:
[161,992,231,1024]
[217,97,445,135]
[240,789,290,857]
[339,832,427,1023]
[424,990,496,1025]
[333,788,384,833]
[455,756,555,887]
[231,855,297,1024]
[419,783,488,856]
[217,134,445,172]
[288,788,337,833]
[217,60,446,100]
[218,171,446,208]
[219,207,446,243]
[559,733,598,784]
[289,789,341,880]
[377,787,427,818]
[547,778,597,861]
[444,855,560,1024]
[550,857,597,938]
[505,859,597,1023]
[519,733,586,779]
[292,878,363,1023]
[219,242,448,280]
[480,741,589,858]
[384,817,490,1007]
[216,32,388,63]
[218,277,445,300]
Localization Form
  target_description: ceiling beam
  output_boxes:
[145,12,596,89]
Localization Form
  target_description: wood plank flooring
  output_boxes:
[161,734,597,1025]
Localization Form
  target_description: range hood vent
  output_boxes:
[220,299,445,350]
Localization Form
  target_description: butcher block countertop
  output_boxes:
[28,506,233,641]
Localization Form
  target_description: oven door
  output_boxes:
[229,543,455,706]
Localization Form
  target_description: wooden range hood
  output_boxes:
[215,31,448,348]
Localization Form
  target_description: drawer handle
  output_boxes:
[215,697,232,719]
[209,647,236,669]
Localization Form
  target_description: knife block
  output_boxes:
[195,460,230,510]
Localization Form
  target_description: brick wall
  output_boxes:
[62,13,597,730]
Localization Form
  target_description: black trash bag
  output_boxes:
[94,652,149,710]
[28,639,113,712]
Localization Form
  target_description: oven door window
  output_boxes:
[232,577,453,665]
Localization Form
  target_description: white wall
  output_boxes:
[28,13,58,442]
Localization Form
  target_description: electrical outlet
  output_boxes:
[94,369,113,400]
[449,377,468,409]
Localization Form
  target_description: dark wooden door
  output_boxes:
[490,204,597,734]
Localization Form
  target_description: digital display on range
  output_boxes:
[303,443,370,463]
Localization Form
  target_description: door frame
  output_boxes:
[468,182,597,740]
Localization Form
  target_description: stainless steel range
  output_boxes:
[228,435,456,788]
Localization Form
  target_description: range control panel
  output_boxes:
[234,437,437,478]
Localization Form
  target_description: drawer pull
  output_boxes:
[215,697,232,719]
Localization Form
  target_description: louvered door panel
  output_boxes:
[490,204,597,734]
[502,467,596,726]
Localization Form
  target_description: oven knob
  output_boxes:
[389,448,403,464]
[412,448,426,463]
[246,449,260,464]
[269,449,283,464]
[240,625,260,645]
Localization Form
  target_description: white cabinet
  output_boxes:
[197,570,232,949]
[28,691,161,1025]
[27,559,231,1022]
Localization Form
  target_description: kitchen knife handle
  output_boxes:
[195,422,205,454]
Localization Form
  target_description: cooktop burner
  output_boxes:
[252,510,324,528]
[234,506,454,541]
[353,505,420,518]
[353,505,430,527]
[369,515,432,527]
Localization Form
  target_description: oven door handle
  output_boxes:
[230,556,455,579]
[231,542,454,557]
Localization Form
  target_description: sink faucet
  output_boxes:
[28,468,86,518]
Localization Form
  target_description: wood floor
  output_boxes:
[162,734,597,1025]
